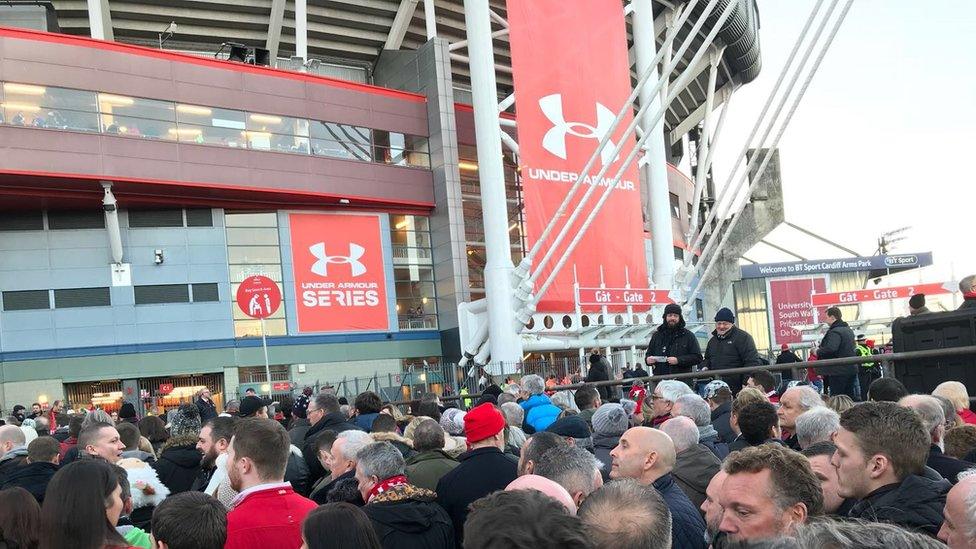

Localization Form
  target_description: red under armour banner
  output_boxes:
[507,0,648,312]
[289,213,389,333]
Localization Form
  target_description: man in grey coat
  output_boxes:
[660,416,722,510]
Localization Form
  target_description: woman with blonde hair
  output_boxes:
[932,381,976,425]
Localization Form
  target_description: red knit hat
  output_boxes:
[464,402,506,443]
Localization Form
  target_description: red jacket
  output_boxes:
[225,484,316,549]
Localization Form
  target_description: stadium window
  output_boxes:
[53,287,111,308]
[670,193,681,218]
[2,290,51,311]
[134,284,190,305]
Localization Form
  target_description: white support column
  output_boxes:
[86,0,114,40]
[463,0,523,368]
[295,0,308,62]
[633,0,674,290]
[423,0,437,39]
[385,0,421,50]
[688,49,723,241]
[266,0,286,60]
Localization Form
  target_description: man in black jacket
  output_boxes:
[899,395,974,485]
[815,307,858,400]
[700,308,761,395]
[833,401,950,538]
[1,436,59,503]
[303,393,364,485]
[775,344,801,381]
[195,389,218,424]
[436,403,517,547]
[584,350,611,401]
[358,442,454,549]
[644,303,703,382]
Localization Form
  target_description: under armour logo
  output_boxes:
[309,242,366,277]
[539,94,618,166]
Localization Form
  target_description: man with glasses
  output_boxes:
[302,394,363,485]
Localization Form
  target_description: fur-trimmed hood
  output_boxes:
[118,457,170,509]
[370,431,414,448]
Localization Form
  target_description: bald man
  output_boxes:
[0,425,28,483]
[939,473,976,548]
[610,426,706,548]
[702,470,729,546]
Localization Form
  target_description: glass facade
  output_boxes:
[391,215,437,330]
[0,80,430,168]
[459,144,525,299]
[225,212,287,337]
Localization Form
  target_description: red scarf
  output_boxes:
[367,475,409,502]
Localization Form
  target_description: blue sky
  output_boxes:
[706,0,975,310]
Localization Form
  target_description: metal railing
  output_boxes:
[390,345,976,406]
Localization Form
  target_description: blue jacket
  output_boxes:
[520,394,561,433]
[353,412,380,432]
[654,473,706,549]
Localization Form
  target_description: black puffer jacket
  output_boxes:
[653,473,706,549]
[816,320,858,376]
[701,326,761,373]
[710,401,735,444]
[848,474,950,538]
[593,432,620,482]
[151,436,202,494]
[362,484,454,549]
[645,317,703,375]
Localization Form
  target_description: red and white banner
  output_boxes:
[508,0,647,312]
[577,287,673,307]
[289,213,389,333]
[767,277,828,347]
[811,282,954,306]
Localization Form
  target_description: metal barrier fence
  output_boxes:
[388,345,976,407]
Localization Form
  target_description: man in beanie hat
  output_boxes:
[909,293,931,316]
[644,303,703,382]
[152,403,203,494]
[701,307,761,395]
[118,402,139,425]
[238,395,269,419]
[592,403,629,481]
[436,403,517,547]
[775,344,801,382]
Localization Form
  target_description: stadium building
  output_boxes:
[0,1,761,410]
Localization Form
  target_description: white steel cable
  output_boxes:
[685,0,856,304]
[682,0,829,271]
[525,0,739,311]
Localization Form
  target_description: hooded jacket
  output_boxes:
[593,432,622,482]
[848,474,950,537]
[353,412,380,432]
[645,315,703,375]
[0,461,58,503]
[653,473,707,549]
[816,320,858,376]
[371,432,416,460]
[671,444,722,509]
[710,401,735,444]
[0,446,29,484]
[363,484,454,549]
[404,450,458,492]
[151,435,202,494]
[520,394,561,433]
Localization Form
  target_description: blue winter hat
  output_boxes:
[714,307,735,323]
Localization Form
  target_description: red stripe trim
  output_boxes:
[0,26,426,104]
[0,168,435,209]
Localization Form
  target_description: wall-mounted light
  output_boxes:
[154,249,164,265]
[339,199,351,204]
[458,161,479,171]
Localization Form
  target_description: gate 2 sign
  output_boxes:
[767,277,828,347]
[235,275,282,319]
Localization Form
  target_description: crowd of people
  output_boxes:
[0,282,972,548]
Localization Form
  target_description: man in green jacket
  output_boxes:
[405,418,458,491]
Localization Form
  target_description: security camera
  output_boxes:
[154,249,164,265]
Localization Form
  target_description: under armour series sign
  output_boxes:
[289,213,390,333]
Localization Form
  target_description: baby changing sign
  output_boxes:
[235,275,281,319]
[289,213,390,333]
